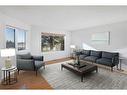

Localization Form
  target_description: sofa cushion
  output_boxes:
[102,51,116,59]
[96,58,113,66]
[84,56,99,62]
[79,54,88,60]
[90,50,101,58]
[75,51,82,56]
[81,50,90,56]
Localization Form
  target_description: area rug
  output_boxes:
[40,61,127,89]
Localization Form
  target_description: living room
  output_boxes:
[0,5,127,92]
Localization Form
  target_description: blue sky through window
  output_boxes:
[17,29,26,42]
[5,27,15,41]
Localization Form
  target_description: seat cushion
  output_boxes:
[96,58,113,66]
[79,54,88,60]
[90,50,101,58]
[84,56,99,62]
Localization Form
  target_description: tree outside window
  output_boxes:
[41,33,65,52]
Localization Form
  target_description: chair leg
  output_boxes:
[44,62,45,69]
[116,64,119,70]
[36,70,37,76]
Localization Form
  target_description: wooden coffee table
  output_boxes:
[61,61,98,82]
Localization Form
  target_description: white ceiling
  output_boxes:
[0,6,127,31]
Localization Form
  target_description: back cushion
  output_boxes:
[18,53,32,59]
[81,50,90,56]
[102,51,113,59]
[102,51,119,59]
[90,50,101,57]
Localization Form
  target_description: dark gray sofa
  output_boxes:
[16,53,44,75]
[78,50,119,71]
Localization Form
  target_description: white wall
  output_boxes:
[71,21,127,59]
[0,12,31,80]
[31,25,71,61]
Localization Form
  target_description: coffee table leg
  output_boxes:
[81,75,84,82]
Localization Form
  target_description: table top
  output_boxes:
[1,66,17,71]
[62,61,97,72]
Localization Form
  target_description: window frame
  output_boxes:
[41,32,65,52]
[5,26,16,48]
[16,28,27,51]
[5,25,27,51]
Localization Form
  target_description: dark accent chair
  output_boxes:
[16,53,44,76]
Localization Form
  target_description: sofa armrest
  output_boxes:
[112,55,119,66]
[32,55,44,61]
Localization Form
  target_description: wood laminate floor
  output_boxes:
[0,71,52,89]
[0,57,70,89]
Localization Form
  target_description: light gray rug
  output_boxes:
[40,61,127,89]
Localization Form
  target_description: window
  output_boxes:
[5,27,15,48]
[41,33,65,52]
[17,29,26,50]
[5,26,26,51]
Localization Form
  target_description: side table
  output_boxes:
[1,66,17,85]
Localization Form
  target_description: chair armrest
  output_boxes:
[34,61,44,70]
[32,56,44,61]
